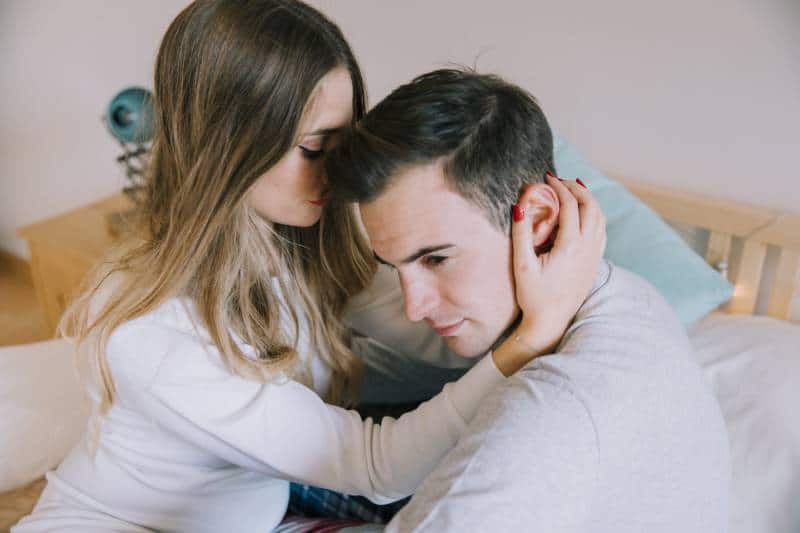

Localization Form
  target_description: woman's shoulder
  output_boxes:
[106,297,229,390]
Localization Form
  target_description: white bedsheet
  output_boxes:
[689,312,800,533]
[0,339,88,492]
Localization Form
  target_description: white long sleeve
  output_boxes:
[14,294,503,533]
[106,309,503,503]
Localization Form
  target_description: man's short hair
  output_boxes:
[326,68,555,232]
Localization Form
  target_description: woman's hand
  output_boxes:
[492,174,607,376]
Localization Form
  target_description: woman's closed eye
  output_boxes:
[299,145,325,160]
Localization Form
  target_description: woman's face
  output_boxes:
[249,67,353,227]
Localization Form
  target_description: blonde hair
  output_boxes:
[60,0,375,437]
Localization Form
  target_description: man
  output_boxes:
[330,69,730,532]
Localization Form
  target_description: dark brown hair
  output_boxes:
[61,0,375,431]
[327,68,554,232]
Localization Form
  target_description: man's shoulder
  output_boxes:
[550,260,691,373]
[578,261,684,335]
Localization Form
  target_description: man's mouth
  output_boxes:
[428,319,465,337]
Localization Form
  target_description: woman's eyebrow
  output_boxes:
[301,127,341,137]
[373,252,393,267]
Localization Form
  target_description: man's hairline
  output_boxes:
[358,156,512,235]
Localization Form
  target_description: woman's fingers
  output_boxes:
[545,174,580,246]
[511,199,540,278]
[511,174,606,290]
[557,177,608,257]
[558,178,604,233]
[499,175,608,368]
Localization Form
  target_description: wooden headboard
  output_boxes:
[618,178,800,322]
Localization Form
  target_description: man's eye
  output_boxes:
[299,146,325,160]
[423,255,448,268]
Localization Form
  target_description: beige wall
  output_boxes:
[0,1,188,258]
[2,0,798,258]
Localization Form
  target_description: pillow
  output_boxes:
[553,134,733,325]
[0,339,89,492]
[689,312,800,533]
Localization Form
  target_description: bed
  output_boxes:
[1,177,798,532]
[620,178,800,533]
[618,177,800,322]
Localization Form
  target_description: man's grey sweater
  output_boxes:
[383,261,730,532]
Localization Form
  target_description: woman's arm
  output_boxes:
[108,318,503,504]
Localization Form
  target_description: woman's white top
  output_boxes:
[14,274,503,532]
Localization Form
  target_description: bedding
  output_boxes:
[0,339,88,493]
[0,339,88,530]
[689,312,800,533]
[1,314,797,532]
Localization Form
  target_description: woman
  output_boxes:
[14,1,604,531]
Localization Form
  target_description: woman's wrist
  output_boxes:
[491,322,550,377]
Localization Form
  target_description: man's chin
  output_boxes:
[445,336,492,359]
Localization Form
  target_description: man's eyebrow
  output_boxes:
[374,245,455,267]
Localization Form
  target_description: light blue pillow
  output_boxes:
[553,134,733,325]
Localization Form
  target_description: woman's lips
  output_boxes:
[430,319,465,337]
[309,197,328,207]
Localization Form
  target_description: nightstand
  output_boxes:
[16,194,134,335]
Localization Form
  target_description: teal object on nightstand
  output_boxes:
[106,87,154,144]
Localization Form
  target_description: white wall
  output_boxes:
[0,1,188,258]
[2,0,798,258]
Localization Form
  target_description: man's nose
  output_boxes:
[400,275,437,322]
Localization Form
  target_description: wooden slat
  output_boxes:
[704,232,732,278]
[767,249,800,320]
[749,213,800,251]
[726,240,768,315]
[615,177,800,319]
[616,177,776,237]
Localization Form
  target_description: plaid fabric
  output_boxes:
[274,514,369,533]
[288,483,409,525]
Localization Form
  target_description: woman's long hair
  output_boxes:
[60,0,375,438]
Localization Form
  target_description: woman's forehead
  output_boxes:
[298,67,353,139]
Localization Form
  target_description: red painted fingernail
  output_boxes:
[576,178,587,189]
[512,203,525,222]
[546,171,556,179]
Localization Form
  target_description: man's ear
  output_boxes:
[517,183,559,247]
